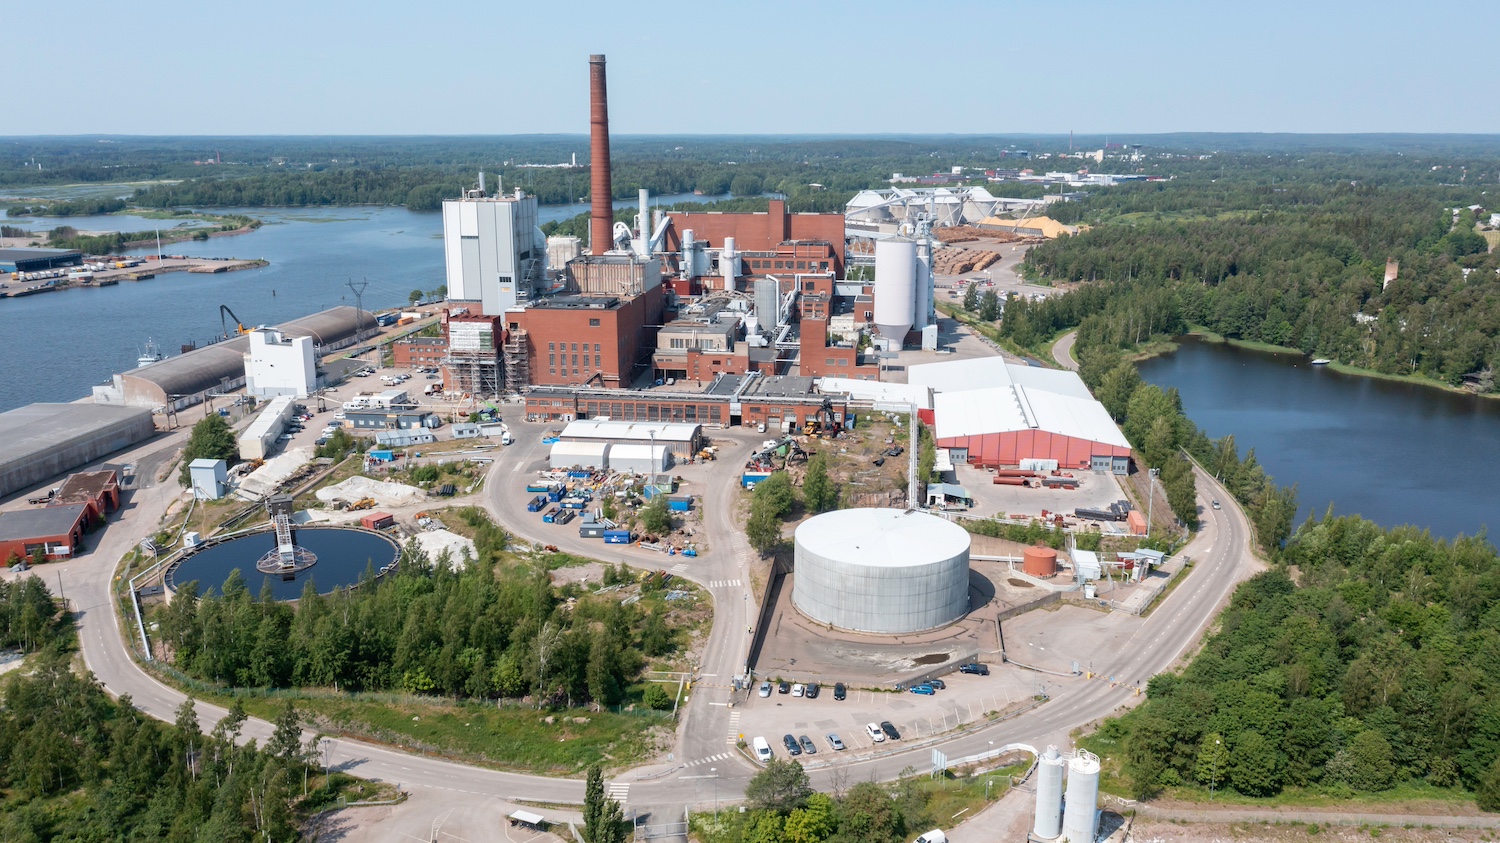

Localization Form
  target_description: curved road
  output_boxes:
[51,368,1260,838]
[1052,330,1080,371]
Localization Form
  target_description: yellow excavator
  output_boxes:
[220,305,250,338]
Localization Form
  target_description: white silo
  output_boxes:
[1062,749,1101,843]
[1033,746,1066,839]
[755,277,780,329]
[722,236,738,286]
[873,237,917,341]
[914,238,934,330]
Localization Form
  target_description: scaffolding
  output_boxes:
[444,318,503,398]
[503,327,531,392]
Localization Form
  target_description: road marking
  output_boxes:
[709,579,743,588]
[670,563,689,573]
[685,751,733,768]
[727,711,741,744]
[607,783,630,802]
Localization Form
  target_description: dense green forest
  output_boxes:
[1096,515,1500,808]
[0,582,330,841]
[1011,172,1500,386]
[154,522,686,706]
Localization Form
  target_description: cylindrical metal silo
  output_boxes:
[792,508,970,634]
[1033,745,1066,839]
[1062,749,1101,843]
[1023,545,1058,578]
[873,238,917,341]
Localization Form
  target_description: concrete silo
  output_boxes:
[1033,745,1066,839]
[792,508,970,634]
[873,237,917,341]
[1062,749,1101,843]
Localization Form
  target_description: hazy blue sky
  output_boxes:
[14,0,1498,135]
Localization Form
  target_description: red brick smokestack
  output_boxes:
[589,54,613,255]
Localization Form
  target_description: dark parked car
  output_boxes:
[782,734,801,756]
[958,663,990,676]
[778,681,791,695]
[798,735,817,754]
[929,678,946,690]
[833,682,846,701]
[805,683,820,699]
[879,721,901,741]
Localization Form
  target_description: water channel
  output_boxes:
[1138,336,1500,539]
[0,193,725,412]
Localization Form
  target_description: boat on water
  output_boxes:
[1311,358,1331,365]
[137,338,164,368]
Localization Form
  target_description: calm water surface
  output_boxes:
[1138,337,1500,538]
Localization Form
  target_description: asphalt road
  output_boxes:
[39,345,1262,840]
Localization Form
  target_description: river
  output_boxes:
[1138,336,1500,539]
[0,193,725,412]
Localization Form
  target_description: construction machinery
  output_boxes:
[803,397,842,438]
[220,305,251,337]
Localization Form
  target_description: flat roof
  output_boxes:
[0,247,82,260]
[796,508,969,568]
[561,419,700,442]
[57,470,118,501]
[531,295,622,310]
[0,403,153,464]
[0,504,88,541]
[744,376,815,399]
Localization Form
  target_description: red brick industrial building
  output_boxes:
[0,504,90,563]
[665,200,846,277]
[392,336,447,369]
[507,284,664,390]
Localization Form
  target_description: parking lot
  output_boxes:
[733,665,1040,764]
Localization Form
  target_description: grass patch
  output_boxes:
[185,689,671,775]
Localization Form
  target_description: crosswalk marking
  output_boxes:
[670,563,688,573]
[607,783,630,802]
[686,752,733,767]
[726,711,741,744]
[709,579,742,588]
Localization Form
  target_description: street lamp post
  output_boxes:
[1211,737,1221,801]
[1147,467,1160,538]
[711,767,718,815]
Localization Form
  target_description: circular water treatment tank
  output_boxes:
[793,508,970,634]
[1022,545,1058,577]
[166,527,401,601]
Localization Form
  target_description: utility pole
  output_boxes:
[1147,467,1159,538]
[345,278,369,341]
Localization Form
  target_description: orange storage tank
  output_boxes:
[1022,545,1058,577]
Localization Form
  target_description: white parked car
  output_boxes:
[865,723,885,743]
[791,683,804,698]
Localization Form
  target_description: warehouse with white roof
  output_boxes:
[558,419,702,459]
[912,358,1133,474]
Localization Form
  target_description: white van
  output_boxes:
[501,431,513,446]
[914,831,947,843]
[752,736,772,763]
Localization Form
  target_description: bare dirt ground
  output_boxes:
[1129,818,1492,843]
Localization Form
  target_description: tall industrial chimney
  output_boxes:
[589,54,613,255]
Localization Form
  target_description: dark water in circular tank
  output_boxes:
[167,527,400,601]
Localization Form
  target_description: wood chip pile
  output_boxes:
[932,247,1003,275]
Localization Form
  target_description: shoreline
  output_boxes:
[1138,328,1498,401]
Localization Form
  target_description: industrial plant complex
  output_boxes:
[0,52,1198,843]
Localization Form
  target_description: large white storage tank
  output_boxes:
[1033,746,1066,838]
[792,508,970,634]
[1062,749,1101,843]
[873,238,918,341]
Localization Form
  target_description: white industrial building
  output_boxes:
[792,508,971,634]
[816,378,933,410]
[238,396,296,461]
[188,458,228,500]
[845,186,1048,234]
[244,328,317,398]
[558,419,702,459]
[442,181,547,316]
[0,403,156,500]
[547,440,671,474]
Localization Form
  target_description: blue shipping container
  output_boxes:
[542,508,560,523]
[546,489,564,502]
[526,495,547,512]
[561,498,587,510]
[668,496,692,512]
[603,530,632,544]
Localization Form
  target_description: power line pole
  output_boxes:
[345,278,369,341]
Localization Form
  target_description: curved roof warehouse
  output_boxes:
[92,306,366,411]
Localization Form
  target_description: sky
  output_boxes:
[13,0,1500,135]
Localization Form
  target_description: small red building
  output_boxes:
[54,469,120,521]
[0,504,90,563]
[360,512,395,530]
